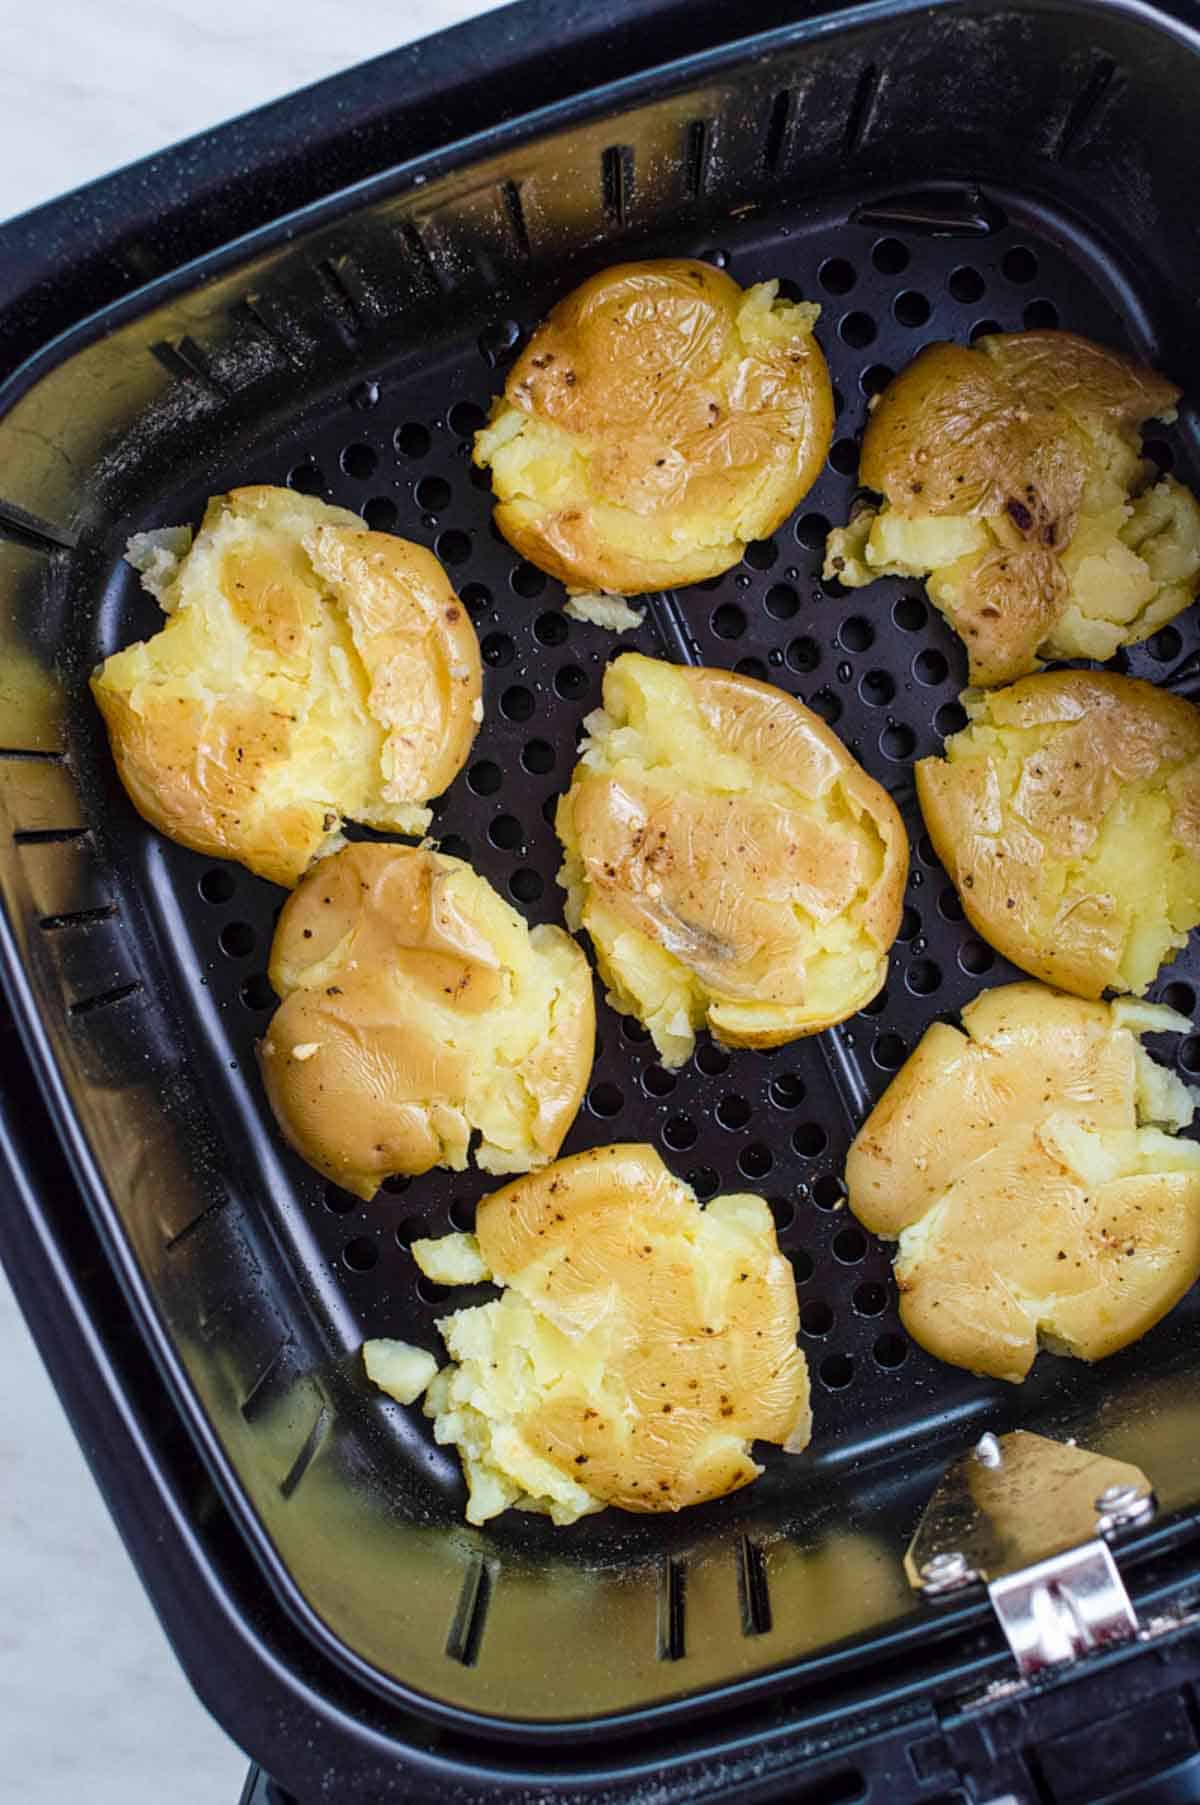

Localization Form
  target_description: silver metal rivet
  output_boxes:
[1095,1482,1155,1536]
[919,1550,975,1594]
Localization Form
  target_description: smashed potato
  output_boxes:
[474,259,833,595]
[823,332,1199,685]
[92,486,482,886]
[365,1145,810,1524]
[917,673,1200,997]
[556,653,908,1066]
[845,983,1200,1382]
[259,843,594,1197]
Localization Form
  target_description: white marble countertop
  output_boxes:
[0,4,501,1800]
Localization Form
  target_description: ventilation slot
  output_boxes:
[645,590,701,667]
[683,120,711,201]
[12,824,86,843]
[239,298,306,370]
[816,1025,871,1128]
[1053,56,1120,161]
[737,1535,772,1636]
[313,256,365,341]
[165,1196,231,1255]
[278,1403,330,1500]
[397,220,443,291]
[67,979,143,1018]
[446,1554,493,1666]
[763,88,794,173]
[656,1555,687,1661]
[150,336,229,397]
[240,1337,295,1422]
[0,500,77,553]
[601,145,635,229]
[39,905,116,931]
[844,63,880,156]
[499,180,531,260]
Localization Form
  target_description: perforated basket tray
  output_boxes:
[3,0,1200,1797]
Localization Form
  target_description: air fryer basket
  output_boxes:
[3,0,1200,1794]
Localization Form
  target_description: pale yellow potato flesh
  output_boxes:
[259,843,594,1198]
[474,260,834,595]
[366,1144,810,1525]
[92,485,482,886]
[917,672,1200,997]
[555,653,908,1066]
[823,331,1198,686]
[845,983,1200,1382]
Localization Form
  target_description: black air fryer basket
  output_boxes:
[4,2,1200,1799]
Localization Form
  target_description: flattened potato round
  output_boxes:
[259,843,594,1197]
[917,673,1200,997]
[556,653,908,1066]
[845,983,1200,1383]
[92,486,482,886]
[824,331,1199,685]
[367,1145,810,1524]
[473,259,834,595]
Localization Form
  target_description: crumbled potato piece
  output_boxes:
[259,843,594,1197]
[555,653,908,1065]
[562,592,645,632]
[367,1145,809,1524]
[824,332,1197,685]
[92,486,482,886]
[411,1231,489,1286]
[363,1339,439,1405]
[474,260,833,595]
[845,983,1200,1382]
[916,672,1200,997]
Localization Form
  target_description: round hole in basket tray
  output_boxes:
[874,1332,909,1369]
[948,266,985,304]
[820,1352,854,1390]
[738,1142,773,1181]
[871,237,909,275]
[642,1064,676,1098]
[199,866,236,904]
[342,1236,379,1272]
[794,511,830,551]
[793,1123,828,1159]
[716,1093,751,1130]
[853,1281,887,1316]
[1002,246,1038,284]
[340,442,378,480]
[394,421,431,458]
[801,1298,834,1336]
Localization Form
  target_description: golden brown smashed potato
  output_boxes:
[556,653,908,1066]
[474,259,834,596]
[259,843,594,1198]
[365,1144,810,1524]
[92,486,482,886]
[824,332,1200,685]
[846,983,1200,1383]
[917,673,1200,998]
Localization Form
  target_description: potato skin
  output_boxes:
[259,843,594,1197]
[828,331,1192,685]
[916,671,1200,998]
[556,654,908,1064]
[92,486,482,887]
[845,983,1200,1382]
[475,259,834,594]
